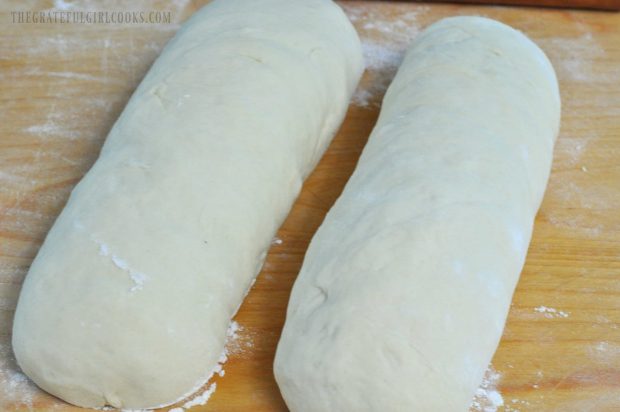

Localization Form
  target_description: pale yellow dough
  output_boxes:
[11,0,363,408]
[275,16,560,412]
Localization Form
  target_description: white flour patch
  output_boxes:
[361,39,407,70]
[546,140,611,238]
[21,67,118,84]
[0,339,61,410]
[352,41,404,107]
[156,351,226,411]
[342,4,428,107]
[588,341,620,364]
[0,370,34,410]
[471,365,503,412]
[22,109,82,140]
[227,321,241,340]
[128,271,148,292]
[541,32,606,83]
[505,398,531,412]
[226,322,255,357]
[540,26,620,88]
[534,306,569,318]
[179,382,217,410]
[158,382,219,412]
[23,123,73,138]
[163,320,244,411]
[553,136,592,168]
[98,243,110,256]
[555,177,610,208]
[94,238,149,292]
[546,211,604,238]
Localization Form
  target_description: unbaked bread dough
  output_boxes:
[11,0,362,408]
[275,16,560,412]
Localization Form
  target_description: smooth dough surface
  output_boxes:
[12,0,362,408]
[275,16,560,412]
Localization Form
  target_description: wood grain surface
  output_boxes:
[417,0,620,12]
[1,1,619,411]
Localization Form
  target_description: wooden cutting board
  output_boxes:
[1,1,619,411]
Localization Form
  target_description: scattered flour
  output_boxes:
[504,397,531,412]
[0,371,34,409]
[554,136,591,168]
[227,320,241,340]
[534,306,569,318]
[540,32,607,83]
[470,365,504,412]
[155,320,245,411]
[0,318,243,411]
[588,341,620,365]
[546,211,604,238]
[0,339,61,411]
[342,4,428,107]
[225,321,255,357]
[538,23,620,168]
[96,239,149,292]
[179,382,217,410]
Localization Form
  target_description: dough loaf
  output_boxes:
[12,0,363,408]
[275,16,560,412]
